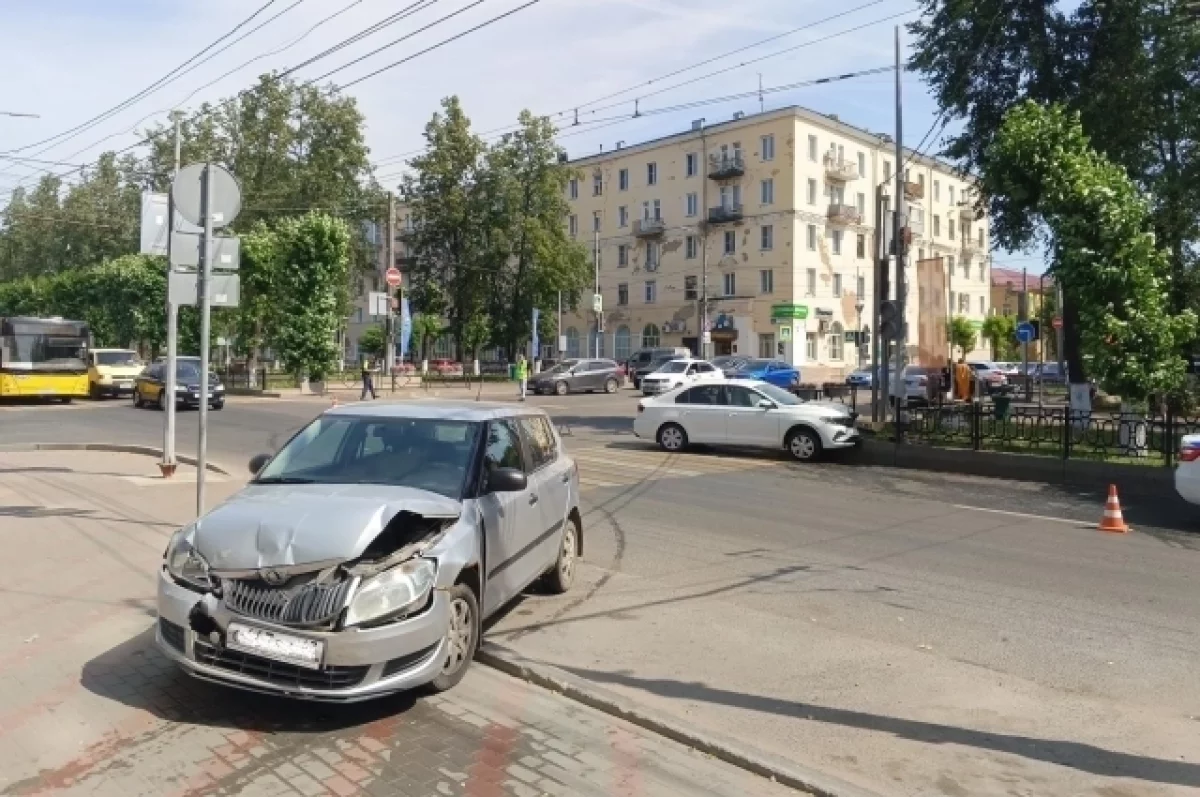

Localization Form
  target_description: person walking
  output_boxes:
[361,356,377,401]
[515,354,528,401]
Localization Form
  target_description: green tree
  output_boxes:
[357,325,386,359]
[947,316,978,359]
[461,313,491,363]
[271,213,351,382]
[985,102,1196,401]
[981,314,1018,360]
[411,314,444,362]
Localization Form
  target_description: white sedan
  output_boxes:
[1175,434,1200,505]
[640,358,723,396]
[633,379,859,462]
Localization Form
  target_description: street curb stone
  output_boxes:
[476,641,884,797]
[0,442,232,475]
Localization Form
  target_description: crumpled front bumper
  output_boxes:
[156,568,449,702]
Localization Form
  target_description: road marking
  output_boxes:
[951,504,1088,526]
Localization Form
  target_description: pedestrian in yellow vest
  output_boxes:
[515,354,528,401]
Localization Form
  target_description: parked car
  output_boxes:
[134,357,225,411]
[88,348,142,399]
[1176,434,1200,506]
[529,358,622,395]
[640,358,723,396]
[846,367,874,388]
[994,362,1021,378]
[157,402,581,700]
[634,379,859,462]
[1036,362,1068,384]
[966,361,1009,393]
[725,358,801,388]
[626,347,691,388]
[889,365,932,405]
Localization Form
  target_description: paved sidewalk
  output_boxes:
[0,450,799,797]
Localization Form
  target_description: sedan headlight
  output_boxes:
[344,558,437,627]
[164,527,211,590]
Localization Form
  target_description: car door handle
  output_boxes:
[528,494,539,506]
[560,472,570,484]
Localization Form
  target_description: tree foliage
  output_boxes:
[947,316,978,358]
[357,325,385,358]
[986,102,1196,400]
[981,314,1018,360]
[411,314,444,361]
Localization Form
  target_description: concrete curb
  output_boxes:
[476,642,882,797]
[226,388,283,398]
[0,442,232,476]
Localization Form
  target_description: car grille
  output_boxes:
[159,619,186,652]
[193,640,368,690]
[221,575,354,627]
[380,642,440,678]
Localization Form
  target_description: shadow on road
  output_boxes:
[559,665,1200,789]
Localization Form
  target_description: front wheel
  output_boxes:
[657,423,687,453]
[132,388,143,409]
[786,428,822,462]
[211,400,224,411]
[426,583,479,693]
[554,381,569,396]
[542,516,580,594]
[604,378,618,394]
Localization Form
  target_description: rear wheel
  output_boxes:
[542,516,580,594]
[426,583,479,693]
[786,428,822,462]
[554,381,568,396]
[657,423,687,453]
[211,399,224,411]
[604,378,618,394]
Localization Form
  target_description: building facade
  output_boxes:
[560,106,991,381]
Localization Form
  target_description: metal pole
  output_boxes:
[1056,280,1065,377]
[891,25,906,422]
[385,192,396,390]
[1038,272,1046,405]
[593,229,600,357]
[1022,267,1031,402]
[557,291,563,358]
[196,164,214,516]
[699,121,710,359]
[871,186,883,421]
[162,111,183,478]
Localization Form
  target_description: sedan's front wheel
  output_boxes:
[426,584,479,693]
[604,378,618,394]
[786,428,822,462]
[657,423,687,453]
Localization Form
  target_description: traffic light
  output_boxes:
[880,300,900,340]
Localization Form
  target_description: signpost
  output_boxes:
[1016,321,1035,402]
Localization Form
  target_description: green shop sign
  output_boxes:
[770,303,809,320]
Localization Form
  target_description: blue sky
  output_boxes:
[0,0,1044,273]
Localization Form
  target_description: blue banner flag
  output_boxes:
[531,308,540,358]
[399,298,413,359]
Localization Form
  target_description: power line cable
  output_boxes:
[276,0,442,77]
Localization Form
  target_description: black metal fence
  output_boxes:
[902,403,1200,467]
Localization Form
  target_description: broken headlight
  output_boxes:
[164,527,211,590]
[344,558,436,627]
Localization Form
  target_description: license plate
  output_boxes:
[118,382,132,388]
[226,622,324,669]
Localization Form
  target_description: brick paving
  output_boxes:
[0,451,798,797]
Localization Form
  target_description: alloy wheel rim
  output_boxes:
[559,525,576,582]
[663,428,682,450]
[442,596,474,675]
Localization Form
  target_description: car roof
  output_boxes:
[323,399,551,422]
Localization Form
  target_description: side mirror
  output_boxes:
[486,467,528,493]
[249,453,271,476]
[758,400,776,410]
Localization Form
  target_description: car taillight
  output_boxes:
[1179,448,1200,463]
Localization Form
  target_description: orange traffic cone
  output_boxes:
[1098,484,1129,534]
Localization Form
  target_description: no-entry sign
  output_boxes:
[1052,316,1063,330]
[385,267,402,288]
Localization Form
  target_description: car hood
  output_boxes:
[787,401,853,419]
[192,483,462,570]
[98,366,142,378]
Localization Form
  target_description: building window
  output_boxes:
[961,260,969,280]
[949,185,956,205]
[856,192,865,215]
[615,326,631,360]
[685,192,698,217]
[593,172,603,196]
[829,322,845,361]
[918,247,925,262]
[647,162,657,185]
[950,290,956,310]
[978,263,984,282]
[806,332,817,360]
[918,174,926,193]
[642,323,660,347]
[618,244,628,267]
[568,178,578,200]
[979,296,985,314]
[686,152,698,177]
[833,273,843,297]
[947,255,956,275]
[857,274,866,297]
[761,178,774,205]
[619,168,629,191]
[644,281,657,303]
[569,215,578,237]
[760,269,774,294]
[960,293,970,313]
[807,224,817,250]
[618,206,628,227]
[831,229,843,255]
[723,272,736,296]
[617,283,628,306]
[566,327,580,358]
[761,134,775,161]
[933,180,941,202]
[857,152,866,177]
[761,225,773,250]
[883,160,892,181]
[807,178,818,206]
[593,211,601,232]
[948,218,956,240]
[724,230,736,254]
[758,333,775,358]
[646,241,659,269]
[642,199,661,221]
[933,215,941,237]
[685,235,698,259]
[808,135,818,161]
[856,234,866,259]
[684,275,698,300]
[978,228,985,246]
[806,268,816,297]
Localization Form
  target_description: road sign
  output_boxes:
[1016,321,1036,343]
[169,232,239,271]
[368,291,390,317]
[1052,316,1063,330]
[592,293,603,314]
[168,271,240,308]
[385,267,402,288]
[140,192,202,255]
[171,163,241,229]
[779,326,792,341]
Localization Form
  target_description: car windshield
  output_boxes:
[256,416,481,499]
[96,351,138,366]
[732,359,772,371]
[754,382,802,406]
[656,361,689,374]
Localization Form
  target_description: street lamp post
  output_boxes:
[855,294,866,367]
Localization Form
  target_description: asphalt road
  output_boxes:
[3,391,1199,796]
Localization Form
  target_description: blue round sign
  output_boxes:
[1016,321,1035,343]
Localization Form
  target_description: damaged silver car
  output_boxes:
[156,402,581,700]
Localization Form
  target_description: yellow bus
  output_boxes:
[0,317,91,401]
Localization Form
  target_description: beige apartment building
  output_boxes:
[560,105,991,381]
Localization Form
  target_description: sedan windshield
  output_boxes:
[656,361,689,374]
[256,416,480,499]
[96,351,139,366]
[754,382,802,406]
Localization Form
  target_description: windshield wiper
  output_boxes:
[254,476,316,484]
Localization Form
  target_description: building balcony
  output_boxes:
[707,204,744,224]
[634,218,666,237]
[957,200,975,220]
[823,154,860,182]
[904,181,924,201]
[707,152,745,180]
[827,204,863,226]
[961,238,984,257]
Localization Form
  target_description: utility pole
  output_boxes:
[698,120,710,359]
[1021,267,1031,402]
[196,164,214,515]
[557,291,563,358]
[161,110,183,479]
[891,25,907,421]
[593,229,600,357]
[871,185,885,421]
[385,192,396,388]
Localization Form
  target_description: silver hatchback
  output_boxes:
[156,401,581,701]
